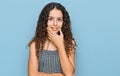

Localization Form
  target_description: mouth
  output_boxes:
[51,27,59,31]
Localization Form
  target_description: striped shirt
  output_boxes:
[38,50,62,73]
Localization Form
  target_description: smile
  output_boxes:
[51,27,58,31]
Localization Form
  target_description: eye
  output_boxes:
[48,17,53,20]
[58,18,63,21]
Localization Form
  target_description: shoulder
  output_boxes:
[29,41,36,52]
[30,41,35,47]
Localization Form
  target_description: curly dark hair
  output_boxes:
[29,2,76,58]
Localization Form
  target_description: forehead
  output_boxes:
[49,8,63,17]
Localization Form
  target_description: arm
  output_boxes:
[28,42,64,76]
[47,29,75,76]
[57,42,75,76]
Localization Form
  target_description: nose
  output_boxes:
[53,20,58,26]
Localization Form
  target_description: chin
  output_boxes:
[52,30,58,34]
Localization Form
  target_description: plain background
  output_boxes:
[0,0,120,76]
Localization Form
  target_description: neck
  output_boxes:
[43,39,57,51]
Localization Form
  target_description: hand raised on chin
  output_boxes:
[47,28,64,49]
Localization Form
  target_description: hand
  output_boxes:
[47,28,64,49]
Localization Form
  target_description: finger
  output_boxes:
[47,30,56,41]
[48,35,51,40]
[59,28,63,36]
[47,28,54,36]
[47,30,53,38]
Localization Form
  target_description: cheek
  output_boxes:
[59,25,62,28]
[58,22,63,27]
[47,22,51,29]
[47,21,53,26]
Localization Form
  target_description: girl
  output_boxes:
[28,2,76,76]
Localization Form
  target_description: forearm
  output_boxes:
[58,45,74,76]
[36,72,64,76]
[29,70,64,76]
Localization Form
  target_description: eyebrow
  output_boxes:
[48,16,63,18]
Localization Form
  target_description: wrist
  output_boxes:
[57,43,64,49]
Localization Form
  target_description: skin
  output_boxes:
[47,8,63,35]
[28,8,75,76]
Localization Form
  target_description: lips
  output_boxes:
[51,27,58,31]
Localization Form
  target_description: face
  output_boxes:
[47,8,63,34]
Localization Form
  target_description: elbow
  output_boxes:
[28,70,38,76]
[64,72,74,76]
[28,72,35,76]
[63,68,75,76]
[28,65,38,76]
